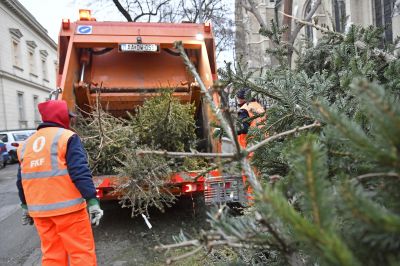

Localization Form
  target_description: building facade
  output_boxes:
[0,0,57,130]
[235,0,400,70]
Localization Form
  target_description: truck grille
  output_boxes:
[204,175,245,205]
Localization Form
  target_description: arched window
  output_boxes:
[304,1,313,41]
[374,0,395,43]
[333,0,346,32]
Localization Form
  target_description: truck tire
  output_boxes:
[9,151,18,163]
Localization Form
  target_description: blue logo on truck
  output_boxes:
[77,25,92,34]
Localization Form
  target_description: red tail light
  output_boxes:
[11,143,19,147]
[182,184,197,193]
[96,189,103,198]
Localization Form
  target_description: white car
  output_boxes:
[0,130,36,163]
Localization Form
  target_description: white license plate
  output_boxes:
[119,43,159,52]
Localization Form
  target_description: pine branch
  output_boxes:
[138,122,321,159]
[136,149,235,158]
[354,41,397,63]
[261,187,360,266]
[314,101,375,152]
[247,122,321,153]
[255,211,291,253]
[341,181,400,233]
[280,11,397,63]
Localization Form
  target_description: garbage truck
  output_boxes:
[55,10,244,205]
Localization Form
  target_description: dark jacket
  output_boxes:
[237,107,250,135]
[16,101,96,204]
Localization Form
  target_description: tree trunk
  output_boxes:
[282,0,293,42]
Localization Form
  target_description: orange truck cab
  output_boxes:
[55,10,244,204]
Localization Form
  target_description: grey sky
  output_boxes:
[19,0,86,41]
[18,0,234,64]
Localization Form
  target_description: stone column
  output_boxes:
[393,0,400,56]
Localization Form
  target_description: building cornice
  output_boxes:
[40,49,48,57]
[2,0,57,50]
[9,28,23,38]
[26,40,37,49]
[0,70,53,93]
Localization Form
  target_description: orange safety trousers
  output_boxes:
[33,208,97,266]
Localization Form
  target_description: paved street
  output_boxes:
[0,163,208,265]
[0,163,41,265]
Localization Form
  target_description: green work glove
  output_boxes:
[87,199,103,226]
[21,204,34,226]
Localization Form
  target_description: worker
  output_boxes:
[16,100,103,266]
[236,88,266,202]
[236,88,266,149]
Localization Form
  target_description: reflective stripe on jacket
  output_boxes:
[17,127,86,217]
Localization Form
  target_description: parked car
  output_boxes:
[0,130,36,163]
[0,140,8,168]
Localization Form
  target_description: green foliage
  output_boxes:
[73,108,133,175]
[75,92,205,216]
[132,91,197,152]
[174,25,400,265]
[116,151,176,217]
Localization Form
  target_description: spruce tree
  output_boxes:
[165,24,400,265]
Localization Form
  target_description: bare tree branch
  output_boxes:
[133,0,170,22]
[138,122,321,171]
[246,122,321,153]
[280,11,398,62]
[282,0,293,42]
[356,172,400,181]
[174,41,262,192]
[280,11,342,36]
[289,0,322,45]
[137,150,235,158]
[241,0,269,30]
[112,0,133,21]
[107,0,233,58]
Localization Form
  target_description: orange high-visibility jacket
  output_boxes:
[17,127,86,217]
[238,101,266,148]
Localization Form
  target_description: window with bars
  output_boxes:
[374,0,395,43]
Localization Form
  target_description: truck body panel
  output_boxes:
[57,15,242,203]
